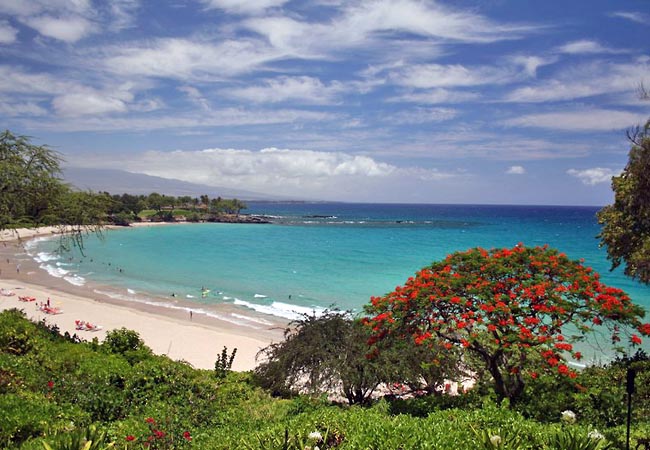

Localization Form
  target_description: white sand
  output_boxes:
[0,279,272,371]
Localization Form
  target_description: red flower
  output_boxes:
[125,435,136,442]
[145,417,155,424]
[558,364,569,375]
[153,429,165,439]
[631,334,642,345]
[47,380,54,389]
[638,323,650,336]
[183,431,192,441]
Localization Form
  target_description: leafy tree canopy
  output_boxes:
[364,244,650,405]
[254,310,461,405]
[0,130,108,242]
[597,119,650,284]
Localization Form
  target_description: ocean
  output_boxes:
[27,203,650,338]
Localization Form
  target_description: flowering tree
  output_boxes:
[364,244,650,405]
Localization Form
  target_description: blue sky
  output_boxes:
[1,0,648,205]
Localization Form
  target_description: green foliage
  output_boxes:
[0,130,107,243]
[598,118,650,284]
[102,328,152,364]
[255,310,417,405]
[365,244,650,405]
[0,309,41,356]
[38,425,114,450]
[2,309,650,450]
[214,346,237,379]
[471,426,522,449]
[544,428,613,450]
[0,130,64,230]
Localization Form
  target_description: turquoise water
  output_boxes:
[30,203,650,327]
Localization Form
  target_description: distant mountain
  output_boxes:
[62,167,288,201]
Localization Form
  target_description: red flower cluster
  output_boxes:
[125,417,192,448]
[364,244,650,400]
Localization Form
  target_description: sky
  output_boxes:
[1,0,649,205]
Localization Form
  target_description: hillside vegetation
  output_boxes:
[1,309,649,449]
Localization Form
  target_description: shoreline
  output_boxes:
[0,226,286,371]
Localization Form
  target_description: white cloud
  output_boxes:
[78,147,395,188]
[0,0,92,17]
[52,92,129,117]
[609,11,650,25]
[104,38,285,79]
[178,86,211,111]
[225,76,345,104]
[69,146,461,200]
[506,165,526,175]
[200,0,289,15]
[504,59,649,103]
[389,63,521,89]
[556,39,623,55]
[388,88,479,104]
[567,168,618,185]
[0,101,47,116]
[244,0,537,59]
[24,15,95,42]
[511,55,557,77]
[108,0,140,31]
[0,65,74,95]
[22,107,338,132]
[0,1,97,42]
[389,107,457,124]
[0,20,18,44]
[504,109,646,131]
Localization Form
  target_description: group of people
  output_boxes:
[74,320,102,331]
[37,298,62,315]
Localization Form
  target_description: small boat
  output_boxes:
[19,296,36,302]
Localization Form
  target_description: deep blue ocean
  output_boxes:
[28,203,650,330]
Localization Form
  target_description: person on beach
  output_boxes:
[190,310,193,321]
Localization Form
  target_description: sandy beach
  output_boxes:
[0,226,285,371]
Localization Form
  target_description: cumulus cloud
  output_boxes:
[567,168,618,185]
[503,109,647,131]
[70,147,396,196]
[506,165,526,175]
[0,20,18,44]
[69,146,462,199]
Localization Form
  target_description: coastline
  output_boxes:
[0,226,285,371]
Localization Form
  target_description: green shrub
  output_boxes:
[102,328,152,364]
